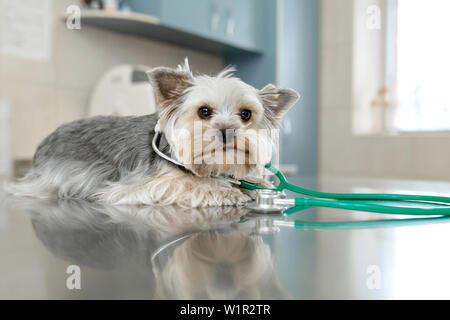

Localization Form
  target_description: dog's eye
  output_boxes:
[240,109,252,121]
[198,106,212,119]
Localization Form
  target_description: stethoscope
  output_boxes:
[152,130,450,216]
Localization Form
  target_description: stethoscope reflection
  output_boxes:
[255,205,450,230]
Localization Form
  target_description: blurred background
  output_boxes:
[0,0,449,182]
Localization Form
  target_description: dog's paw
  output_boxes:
[198,187,252,207]
[222,188,252,206]
[175,185,252,207]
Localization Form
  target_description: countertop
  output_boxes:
[1,175,450,299]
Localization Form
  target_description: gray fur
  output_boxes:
[5,113,168,200]
[34,114,158,173]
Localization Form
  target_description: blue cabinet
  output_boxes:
[218,0,260,51]
[159,0,216,39]
[128,0,261,52]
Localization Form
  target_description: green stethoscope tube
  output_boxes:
[291,199,450,216]
[291,216,450,230]
[239,164,450,216]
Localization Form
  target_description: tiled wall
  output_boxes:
[0,0,224,161]
[319,0,450,181]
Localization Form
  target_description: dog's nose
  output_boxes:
[219,129,234,143]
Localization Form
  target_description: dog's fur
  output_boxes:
[5,60,299,207]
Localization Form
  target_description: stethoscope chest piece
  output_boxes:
[246,189,289,214]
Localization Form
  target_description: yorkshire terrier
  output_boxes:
[6,60,299,207]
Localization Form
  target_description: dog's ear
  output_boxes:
[259,84,300,119]
[147,67,192,109]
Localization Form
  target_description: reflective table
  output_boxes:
[1,175,450,299]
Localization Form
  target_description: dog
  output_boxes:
[5,59,299,207]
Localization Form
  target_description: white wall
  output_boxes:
[319,0,450,181]
[0,100,11,177]
[0,0,224,161]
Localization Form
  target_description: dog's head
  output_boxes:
[147,59,299,179]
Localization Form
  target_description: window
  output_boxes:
[353,0,450,134]
[393,0,450,131]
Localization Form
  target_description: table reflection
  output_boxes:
[4,193,450,299]
[8,197,287,299]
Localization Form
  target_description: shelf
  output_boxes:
[63,10,262,56]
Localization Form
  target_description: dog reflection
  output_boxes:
[12,197,242,266]
[155,230,287,299]
[8,197,287,299]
